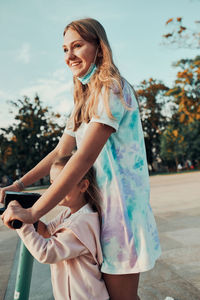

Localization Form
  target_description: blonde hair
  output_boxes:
[52,155,102,223]
[63,18,124,131]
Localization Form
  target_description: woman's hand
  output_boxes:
[1,200,36,229]
[0,184,20,204]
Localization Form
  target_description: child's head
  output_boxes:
[50,155,102,217]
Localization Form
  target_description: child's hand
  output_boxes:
[1,200,36,229]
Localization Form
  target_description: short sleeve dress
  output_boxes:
[64,79,161,275]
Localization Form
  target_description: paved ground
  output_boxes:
[0,225,18,300]
[0,171,200,300]
[139,171,200,300]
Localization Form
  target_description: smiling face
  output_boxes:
[63,28,97,78]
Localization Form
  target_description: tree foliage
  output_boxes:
[160,116,200,169]
[160,123,187,169]
[0,95,65,180]
[160,56,200,168]
[163,17,200,49]
[185,120,200,162]
[160,7,200,170]
[136,78,169,171]
[166,56,200,124]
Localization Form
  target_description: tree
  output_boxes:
[0,133,11,179]
[163,17,200,49]
[161,8,200,170]
[160,56,200,169]
[160,123,187,170]
[165,56,200,124]
[136,78,169,171]
[160,117,200,170]
[184,120,200,164]
[0,95,65,181]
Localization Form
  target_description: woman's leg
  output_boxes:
[103,273,140,300]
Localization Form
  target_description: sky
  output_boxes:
[0,0,200,128]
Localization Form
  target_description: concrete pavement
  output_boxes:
[0,171,200,300]
[0,224,18,300]
[139,171,200,300]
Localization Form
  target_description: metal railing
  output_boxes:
[14,242,34,300]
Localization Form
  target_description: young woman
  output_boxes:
[1,18,161,300]
[4,156,109,300]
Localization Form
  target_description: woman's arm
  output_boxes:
[32,122,114,220]
[2,123,113,227]
[0,133,76,203]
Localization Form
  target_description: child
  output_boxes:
[1,18,161,300]
[9,156,109,300]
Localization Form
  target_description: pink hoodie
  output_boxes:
[17,204,109,300]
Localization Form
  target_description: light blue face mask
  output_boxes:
[77,63,97,85]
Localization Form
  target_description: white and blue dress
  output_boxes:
[65,79,161,274]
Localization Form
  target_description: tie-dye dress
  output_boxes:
[64,79,161,274]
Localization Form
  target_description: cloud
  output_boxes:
[16,43,31,64]
[0,69,74,128]
[19,69,74,114]
[0,93,16,128]
[0,110,12,128]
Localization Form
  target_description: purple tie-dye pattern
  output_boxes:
[130,143,140,152]
[126,94,133,107]
[114,147,124,160]
[67,78,161,274]
[105,144,136,244]
[129,243,139,268]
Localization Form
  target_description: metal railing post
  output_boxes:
[13,240,34,300]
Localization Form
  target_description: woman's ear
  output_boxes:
[79,179,89,193]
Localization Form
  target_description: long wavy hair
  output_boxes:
[63,18,125,131]
[52,155,102,224]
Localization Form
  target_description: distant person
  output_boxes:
[177,163,182,172]
[3,156,109,300]
[1,18,161,300]
[186,159,192,169]
[1,175,13,187]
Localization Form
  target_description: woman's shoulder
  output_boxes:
[108,77,130,92]
[108,77,138,110]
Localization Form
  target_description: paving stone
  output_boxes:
[139,278,200,300]
[160,246,200,266]
[168,261,200,292]
[139,260,180,285]
[0,223,18,300]
[151,278,200,300]
[158,233,183,251]
[138,285,164,300]
[29,260,53,300]
[165,228,200,246]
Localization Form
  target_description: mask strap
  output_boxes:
[77,46,99,85]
